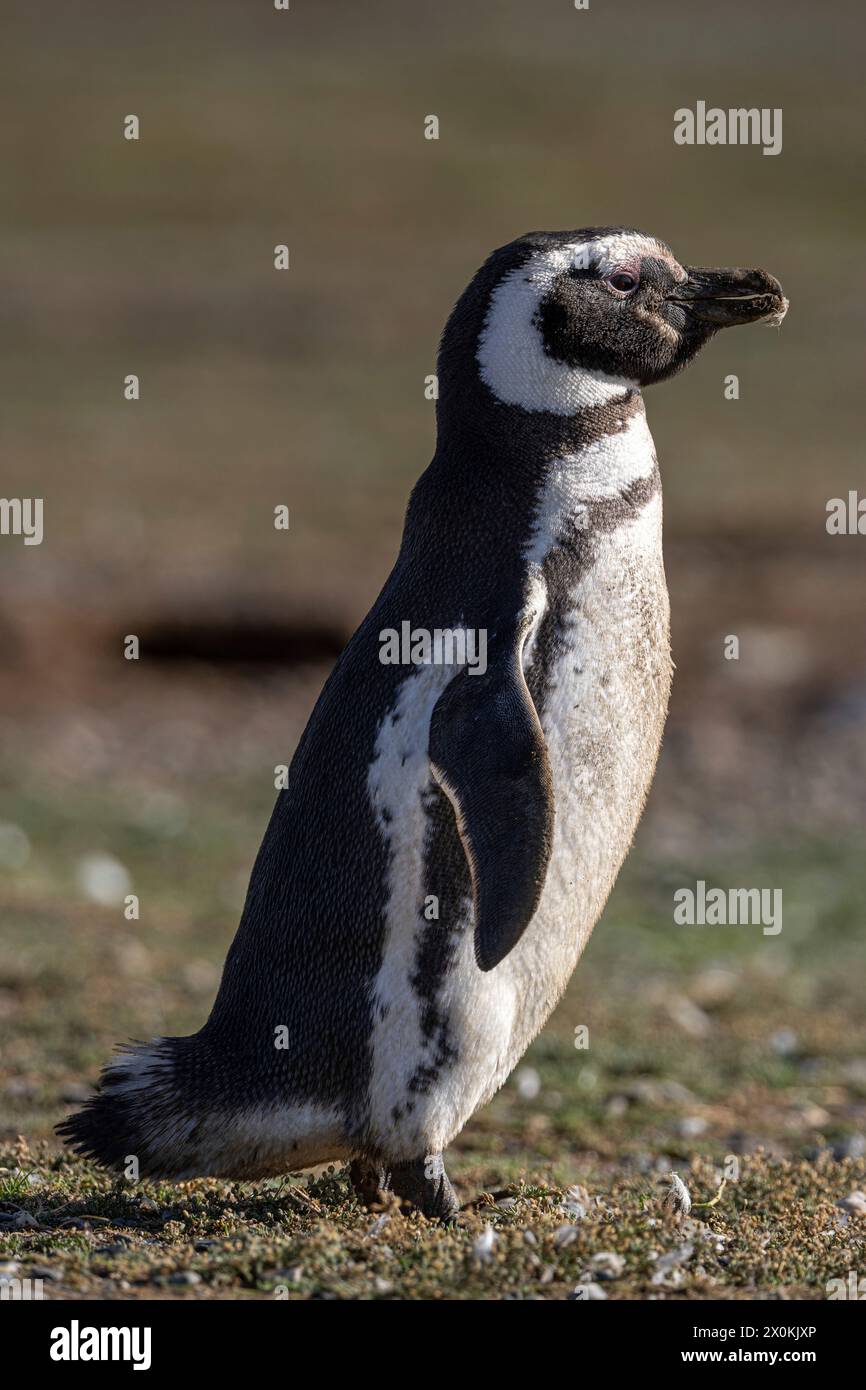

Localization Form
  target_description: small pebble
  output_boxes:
[569,1281,607,1301]
[678,1116,708,1140]
[663,1171,692,1216]
[588,1250,625,1279]
[838,1190,866,1218]
[515,1066,541,1100]
[0,822,30,869]
[655,1242,694,1272]
[0,1210,41,1230]
[666,994,712,1039]
[76,852,132,906]
[833,1135,866,1161]
[769,1027,798,1056]
[561,1184,589,1218]
[472,1226,497,1262]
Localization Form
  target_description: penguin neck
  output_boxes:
[404,386,659,605]
[434,382,650,485]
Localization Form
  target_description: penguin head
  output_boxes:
[456,228,787,415]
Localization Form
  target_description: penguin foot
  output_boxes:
[349,1158,389,1209]
[349,1154,459,1223]
[388,1154,460,1223]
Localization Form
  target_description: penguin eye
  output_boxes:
[607,270,640,294]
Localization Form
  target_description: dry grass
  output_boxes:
[2,1141,864,1300]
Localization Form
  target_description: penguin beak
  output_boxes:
[669,267,788,327]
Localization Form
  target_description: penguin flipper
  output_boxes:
[429,650,554,972]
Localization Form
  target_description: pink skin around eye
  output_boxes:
[607,268,640,293]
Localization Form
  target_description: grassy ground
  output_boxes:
[2,771,865,1298]
[2,1144,864,1301]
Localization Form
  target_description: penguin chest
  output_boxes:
[437,488,673,1125]
[362,435,671,1158]
[523,488,672,994]
[363,495,669,1158]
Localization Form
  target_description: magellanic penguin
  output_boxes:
[60,228,788,1219]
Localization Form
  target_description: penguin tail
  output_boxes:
[57,1037,205,1179]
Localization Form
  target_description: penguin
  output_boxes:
[60,228,787,1220]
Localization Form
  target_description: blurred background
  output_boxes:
[1,0,864,1176]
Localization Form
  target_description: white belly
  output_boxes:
[366,464,670,1159]
[508,489,671,1056]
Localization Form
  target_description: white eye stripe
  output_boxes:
[587,233,684,279]
[477,252,637,414]
[475,233,686,413]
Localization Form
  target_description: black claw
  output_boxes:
[350,1154,459,1222]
